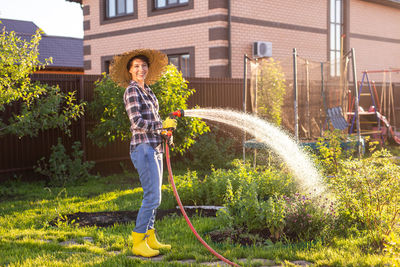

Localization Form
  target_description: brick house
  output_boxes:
[67,0,400,81]
[1,18,84,74]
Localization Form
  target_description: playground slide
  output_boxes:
[375,111,400,145]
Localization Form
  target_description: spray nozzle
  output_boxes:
[169,109,184,118]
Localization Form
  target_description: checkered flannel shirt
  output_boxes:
[124,81,163,153]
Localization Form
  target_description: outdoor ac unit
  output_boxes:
[253,41,272,58]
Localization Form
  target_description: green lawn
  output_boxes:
[0,172,395,266]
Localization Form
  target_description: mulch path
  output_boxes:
[50,207,218,227]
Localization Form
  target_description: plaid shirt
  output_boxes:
[124,81,163,153]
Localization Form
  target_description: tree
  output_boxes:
[88,65,209,154]
[0,26,85,137]
[256,58,286,126]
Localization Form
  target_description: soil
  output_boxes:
[50,207,218,228]
[50,208,268,246]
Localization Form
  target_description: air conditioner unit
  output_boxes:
[253,41,272,58]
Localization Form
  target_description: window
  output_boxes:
[330,0,343,77]
[106,0,134,18]
[168,54,190,77]
[155,0,188,9]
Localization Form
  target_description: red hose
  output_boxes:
[165,143,240,267]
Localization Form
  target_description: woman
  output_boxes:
[110,49,176,257]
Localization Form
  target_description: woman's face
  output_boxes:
[129,58,148,83]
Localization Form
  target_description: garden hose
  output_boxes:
[165,142,240,267]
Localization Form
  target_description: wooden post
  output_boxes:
[351,48,362,158]
[293,48,299,142]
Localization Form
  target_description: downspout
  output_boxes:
[227,0,232,77]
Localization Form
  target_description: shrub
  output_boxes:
[283,193,336,242]
[218,183,336,242]
[35,138,95,186]
[199,160,296,206]
[181,127,239,170]
[328,148,400,245]
[88,66,209,155]
[256,58,287,126]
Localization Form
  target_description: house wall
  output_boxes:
[81,0,400,81]
[230,0,328,78]
[82,0,229,77]
[348,0,400,81]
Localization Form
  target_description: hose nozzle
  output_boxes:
[169,109,184,118]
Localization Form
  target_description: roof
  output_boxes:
[0,18,42,36]
[38,36,83,68]
[1,18,83,69]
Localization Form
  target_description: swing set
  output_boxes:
[347,68,400,145]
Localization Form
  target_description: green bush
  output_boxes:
[35,138,95,186]
[256,58,287,126]
[88,66,209,155]
[199,160,296,206]
[218,181,336,242]
[181,127,239,170]
[328,148,400,244]
[283,193,336,242]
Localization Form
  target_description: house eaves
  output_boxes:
[66,0,82,4]
[362,0,400,9]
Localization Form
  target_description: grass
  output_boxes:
[0,171,395,266]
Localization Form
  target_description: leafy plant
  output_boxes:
[328,148,400,244]
[181,126,239,170]
[88,66,209,154]
[0,26,85,138]
[283,193,336,242]
[256,58,287,126]
[35,138,95,186]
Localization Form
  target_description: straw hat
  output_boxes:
[109,49,168,87]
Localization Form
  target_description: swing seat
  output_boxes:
[326,106,348,130]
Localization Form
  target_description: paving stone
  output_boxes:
[127,255,165,261]
[83,237,94,243]
[59,240,79,246]
[177,259,197,264]
[291,260,313,266]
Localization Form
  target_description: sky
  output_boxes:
[0,0,83,38]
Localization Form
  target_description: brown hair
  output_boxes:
[126,55,150,71]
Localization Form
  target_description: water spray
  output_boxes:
[165,108,324,266]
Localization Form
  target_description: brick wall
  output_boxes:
[81,0,400,82]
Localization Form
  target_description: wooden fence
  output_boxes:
[1,74,399,178]
[0,75,247,178]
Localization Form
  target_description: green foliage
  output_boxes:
[199,160,296,206]
[88,66,209,154]
[283,193,336,242]
[218,174,336,242]
[87,74,130,144]
[383,231,400,265]
[313,130,355,175]
[35,138,95,186]
[152,65,209,154]
[327,148,400,243]
[256,58,287,126]
[263,196,287,240]
[181,127,239,170]
[0,26,85,137]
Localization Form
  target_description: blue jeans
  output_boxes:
[130,143,163,233]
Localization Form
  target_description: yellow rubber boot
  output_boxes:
[132,231,159,257]
[146,229,172,250]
